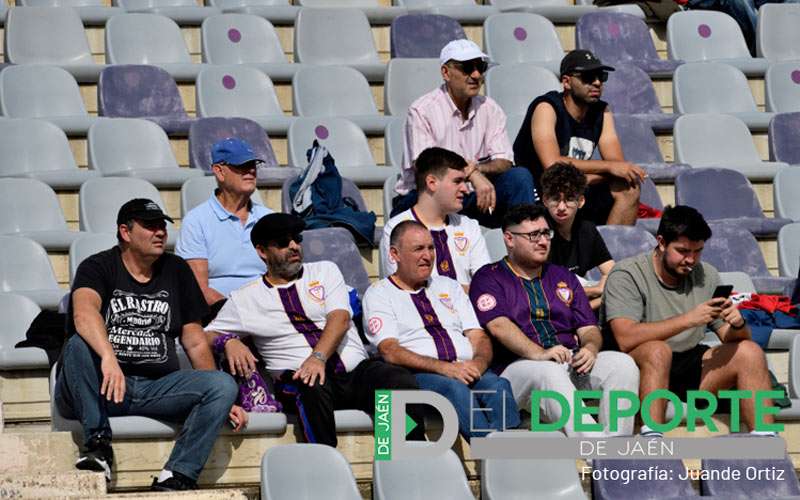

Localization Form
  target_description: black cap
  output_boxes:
[251,213,306,247]
[559,49,615,77]
[116,198,174,225]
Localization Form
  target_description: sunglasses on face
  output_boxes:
[269,233,303,248]
[224,162,258,174]
[452,59,488,75]
[573,71,609,84]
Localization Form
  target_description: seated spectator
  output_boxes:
[381,147,490,291]
[176,138,273,322]
[205,213,424,447]
[603,205,775,438]
[392,39,537,228]
[54,199,243,491]
[364,220,520,440]
[470,205,638,437]
[541,162,614,310]
[513,50,644,227]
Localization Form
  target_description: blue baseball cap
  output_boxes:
[211,138,264,167]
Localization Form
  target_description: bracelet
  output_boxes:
[213,333,240,354]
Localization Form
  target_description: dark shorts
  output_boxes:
[668,344,710,399]
[580,182,614,226]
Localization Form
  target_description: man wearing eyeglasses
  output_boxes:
[205,213,425,447]
[469,204,639,437]
[392,39,538,228]
[176,138,273,324]
[513,50,645,227]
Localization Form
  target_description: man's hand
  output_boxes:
[100,354,126,403]
[608,161,647,186]
[439,361,481,385]
[534,345,573,363]
[292,355,326,387]
[228,404,248,432]
[470,171,496,213]
[720,298,745,328]
[571,346,597,374]
[224,338,258,378]
[686,298,726,327]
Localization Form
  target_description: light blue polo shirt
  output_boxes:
[176,193,272,297]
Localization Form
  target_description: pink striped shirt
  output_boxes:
[395,85,514,195]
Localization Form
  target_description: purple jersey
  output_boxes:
[469,259,596,372]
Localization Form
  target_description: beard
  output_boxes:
[269,253,303,280]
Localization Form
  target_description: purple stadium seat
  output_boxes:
[769,112,800,164]
[603,64,677,132]
[390,13,466,58]
[98,65,193,135]
[188,117,299,185]
[675,168,791,236]
[301,227,371,298]
[636,176,663,234]
[576,12,682,78]
[587,224,656,280]
[704,222,795,293]
[611,114,691,181]
[592,459,700,500]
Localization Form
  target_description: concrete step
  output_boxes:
[0,471,106,498]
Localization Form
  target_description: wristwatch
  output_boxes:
[311,351,327,363]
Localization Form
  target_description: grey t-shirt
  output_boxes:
[602,252,724,352]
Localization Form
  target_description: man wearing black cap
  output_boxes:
[54,199,245,491]
[205,213,425,447]
[513,49,645,227]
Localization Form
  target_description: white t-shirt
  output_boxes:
[205,261,367,374]
[380,209,490,286]
[362,275,481,361]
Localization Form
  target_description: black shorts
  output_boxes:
[668,344,710,400]
[580,183,614,226]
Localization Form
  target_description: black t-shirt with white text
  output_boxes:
[66,247,208,378]
[547,218,613,277]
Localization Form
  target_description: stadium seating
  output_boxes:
[261,444,361,500]
[673,62,773,130]
[704,222,794,293]
[195,65,293,135]
[592,459,699,499]
[288,118,393,186]
[0,118,99,189]
[506,112,525,141]
[774,168,800,221]
[373,444,472,500]
[605,114,690,181]
[207,0,298,25]
[482,430,586,500]
[389,13,466,58]
[68,233,118,284]
[188,117,294,182]
[4,7,103,82]
[635,176,663,234]
[756,3,800,62]
[398,0,498,23]
[602,63,676,131]
[98,64,193,134]
[381,169,402,224]
[701,440,800,498]
[576,12,681,77]
[0,178,85,251]
[587,225,656,280]
[293,8,385,81]
[768,112,800,164]
[484,63,560,116]
[301,227,372,298]
[0,293,48,371]
[104,13,202,81]
[293,65,391,134]
[87,118,204,188]
[483,13,563,73]
[488,0,622,24]
[296,0,405,24]
[201,14,299,82]
[675,168,791,237]
[78,177,179,248]
[674,113,787,181]
[0,236,65,310]
[666,10,769,76]
[384,58,442,116]
[114,0,220,24]
[778,223,800,278]
[765,62,800,113]
[17,0,122,24]
[282,175,369,215]
[484,228,507,262]
[181,176,265,217]
[0,64,98,134]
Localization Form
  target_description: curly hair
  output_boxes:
[540,162,587,200]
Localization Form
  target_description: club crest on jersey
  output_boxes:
[476,293,497,312]
[556,281,573,304]
[438,293,455,312]
[367,317,383,336]
[453,232,469,254]
[308,281,325,303]
[439,260,451,273]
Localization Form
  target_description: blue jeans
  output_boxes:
[686,0,758,55]
[54,335,238,481]
[392,166,538,228]
[415,371,520,440]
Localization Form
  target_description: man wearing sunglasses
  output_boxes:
[513,50,645,227]
[469,204,639,437]
[205,213,424,447]
[176,138,273,324]
[393,39,538,228]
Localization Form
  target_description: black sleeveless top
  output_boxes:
[513,90,607,193]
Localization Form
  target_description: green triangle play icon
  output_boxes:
[405,414,418,436]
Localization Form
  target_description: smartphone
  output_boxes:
[712,285,734,299]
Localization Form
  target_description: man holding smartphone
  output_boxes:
[602,205,775,438]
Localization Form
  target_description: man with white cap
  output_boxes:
[392,39,537,228]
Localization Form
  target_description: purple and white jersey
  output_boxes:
[362,275,481,362]
[469,260,596,371]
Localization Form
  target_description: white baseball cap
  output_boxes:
[439,39,489,66]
